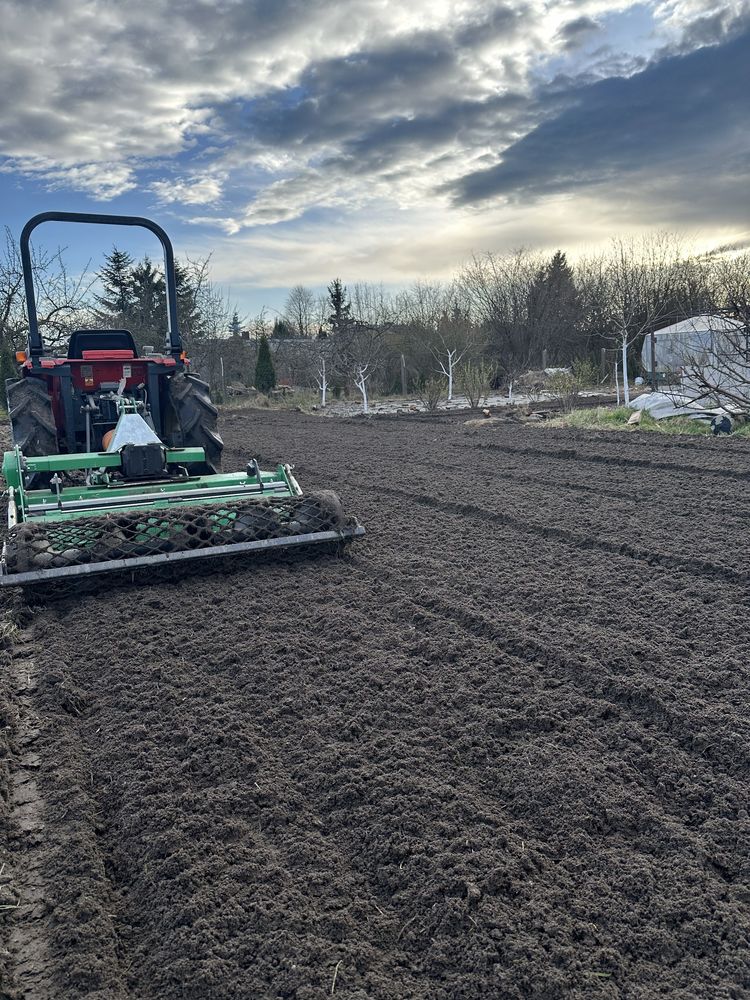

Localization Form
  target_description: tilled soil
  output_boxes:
[2,411,750,999]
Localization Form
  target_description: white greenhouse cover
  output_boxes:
[641,314,744,372]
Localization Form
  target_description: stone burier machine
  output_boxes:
[1,211,363,586]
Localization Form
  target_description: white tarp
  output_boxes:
[628,390,735,421]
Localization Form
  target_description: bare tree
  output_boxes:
[284,284,316,337]
[459,249,542,376]
[396,280,474,399]
[333,323,386,414]
[0,226,94,353]
[602,235,687,404]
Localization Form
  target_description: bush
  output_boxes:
[572,358,598,388]
[417,375,446,412]
[547,358,599,412]
[459,361,495,409]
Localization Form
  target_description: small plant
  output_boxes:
[546,369,578,412]
[458,361,495,409]
[416,375,446,412]
[572,358,598,389]
[547,358,599,412]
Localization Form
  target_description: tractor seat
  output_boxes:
[67,329,138,359]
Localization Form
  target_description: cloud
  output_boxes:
[1,158,136,198]
[151,175,224,205]
[557,15,601,50]
[0,0,646,215]
[1,0,748,308]
[450,26,750,217]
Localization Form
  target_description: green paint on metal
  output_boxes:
[23,447,206,471]
[3,444,299,527]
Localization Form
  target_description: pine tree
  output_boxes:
[174,261,200,342]
[327,278,352,335]
[255,334,276,392]
[229,308,242,337]
[96,246,135,320]
[271,317,294,339]
[528,250,581,362]
[129,257,166,351]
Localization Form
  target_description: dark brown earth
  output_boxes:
[2,409,750,999]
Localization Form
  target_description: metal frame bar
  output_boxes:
[27,481,291,514]
[0,525,366,587]
[22,447,206,472]
[21,211,182,359]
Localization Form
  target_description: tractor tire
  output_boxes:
[7,377,58,456]
[164,373,224,475]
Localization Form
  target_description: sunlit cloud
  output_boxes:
[0,0,748,311]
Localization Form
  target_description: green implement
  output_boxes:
[1,445,363,587]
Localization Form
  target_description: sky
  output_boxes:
[1,0,749,317]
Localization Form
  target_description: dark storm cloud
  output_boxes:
[218,5,531,153]
[451,28,750,212]
[321,90,531,178]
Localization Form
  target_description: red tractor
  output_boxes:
[7,211,223,475]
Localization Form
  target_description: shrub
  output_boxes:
[459,361,495,409]
[417,375,446,412]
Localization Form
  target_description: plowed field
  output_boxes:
[2,410,750,999]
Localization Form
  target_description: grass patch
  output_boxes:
[544,405,750,437]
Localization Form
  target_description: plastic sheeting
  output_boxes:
[628,390,734,421]
[641,315,744,372]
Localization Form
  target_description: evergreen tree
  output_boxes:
[229,308,242,337]
[174,261,200,342]
[327,278,352,335]
[528,250,581,362]
[96,246,135,319]
[129,257,166,350]
[271,317,294,339]
[255,333,276,391]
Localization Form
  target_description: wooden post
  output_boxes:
[542,349,548,371]
[650,330,657,391]
[600,347,607,382]
[400,354,407,395]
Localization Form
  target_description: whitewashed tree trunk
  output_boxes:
[316,356,328,406]
[615,359,621,406]
[354,364,370,413]
[621,332,630,405]
[435,347,465,401]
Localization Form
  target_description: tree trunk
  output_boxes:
[621,334,630,405]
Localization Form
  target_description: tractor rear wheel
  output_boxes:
[164,373,224,474]
[7,376,58,456]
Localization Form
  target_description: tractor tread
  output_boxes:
[165,373,224,474]
[7,377,58,456]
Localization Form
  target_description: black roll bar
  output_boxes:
[20,211,182,359]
